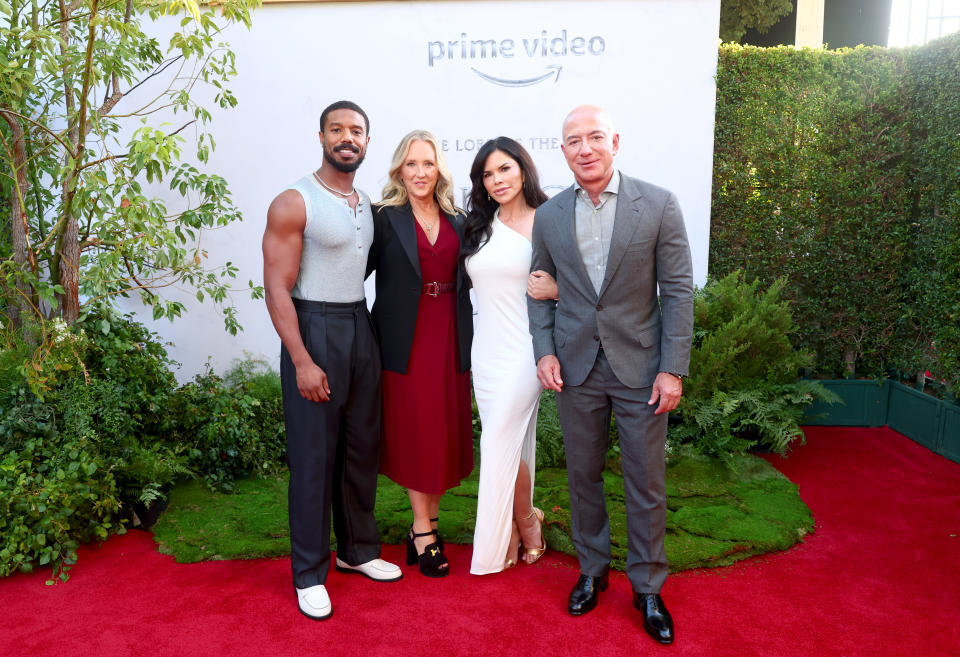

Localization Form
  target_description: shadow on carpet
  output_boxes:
[152,450,813,572]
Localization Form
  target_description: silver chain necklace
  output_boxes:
[415,214,435,231]
[313,170,355,197]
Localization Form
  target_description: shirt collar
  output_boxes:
[574,169,621,199]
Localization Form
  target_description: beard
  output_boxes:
[324,143,365,173]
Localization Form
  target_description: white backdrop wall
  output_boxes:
[127,0,721,378]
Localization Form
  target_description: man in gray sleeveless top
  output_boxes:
[263,101,401,621]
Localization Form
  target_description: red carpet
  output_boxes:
[2,426,959,656]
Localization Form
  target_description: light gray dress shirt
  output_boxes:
[574,169,621,295]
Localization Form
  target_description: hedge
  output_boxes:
[711,34,960,391]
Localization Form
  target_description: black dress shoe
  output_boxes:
[568,573,609,616]
[633,592,674,644]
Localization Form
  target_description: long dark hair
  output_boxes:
[461,137,548,260]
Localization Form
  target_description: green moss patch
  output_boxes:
[154,451,813,572]
[152,475,290,563]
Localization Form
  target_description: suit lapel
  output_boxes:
[599,178,645,297]
[390,203,421,279]
[554,187,595,298]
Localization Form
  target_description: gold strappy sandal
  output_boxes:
[519,507,546,565]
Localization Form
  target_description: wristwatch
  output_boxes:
[666,372,684,381]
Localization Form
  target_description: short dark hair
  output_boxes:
[319,100,370,135]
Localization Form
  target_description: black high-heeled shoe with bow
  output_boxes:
[405,527,449,578]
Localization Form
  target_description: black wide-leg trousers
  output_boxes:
[280,298,382,589]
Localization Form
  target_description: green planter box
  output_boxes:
[803,379,887,427]
[803,379,960,465]
[886,381,944,452]
[938,404,960,464]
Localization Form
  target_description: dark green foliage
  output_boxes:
[164,359,286,491]
[0,313,188,581]
[711,36,960,392]
[904,35,960,390]
[0,314,286,580]
[0,392,124,583]
[535,390,565,468]
[720,0,794,43]
[79,311,179,422]
[670,271,839,456]
[55,377,191,505]
[712,43,912,378]
[535,389,620,469]
[57,313,188,504]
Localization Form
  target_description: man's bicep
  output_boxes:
[263,192,305,294]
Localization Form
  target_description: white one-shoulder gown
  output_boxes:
[466,213,542,575]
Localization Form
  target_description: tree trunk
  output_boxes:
[1,110,34,330]
[843,348,857,376]
[56,0,96,324]
[58,211,80,322]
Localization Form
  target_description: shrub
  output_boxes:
[0,312,291,578]
[59,313,188,503]
[711,44,914,380]
[711,36,960,391]
[78,311,179,413]
[904,34,960,391]
[56,377,191,504]
[0,391,123,583]
[165,359,285,490]
[535,390,621,470]
[0,312,187,580]
[535,391,565,469]
[670,271,839,458]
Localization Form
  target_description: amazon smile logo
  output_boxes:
[427,30,606,87]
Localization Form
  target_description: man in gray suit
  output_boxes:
[527,105,693,645]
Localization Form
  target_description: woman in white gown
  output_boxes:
[463,137,557,574]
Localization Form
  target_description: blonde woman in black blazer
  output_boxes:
[366,130,473,578]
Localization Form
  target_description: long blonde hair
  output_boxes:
[380,130,459,216]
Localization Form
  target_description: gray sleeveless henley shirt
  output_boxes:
[287,174,373,303]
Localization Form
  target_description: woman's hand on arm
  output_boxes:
[527,270,558,301]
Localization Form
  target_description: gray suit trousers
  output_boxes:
[556,350,669,593]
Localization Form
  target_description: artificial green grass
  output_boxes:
[153,450,813,572]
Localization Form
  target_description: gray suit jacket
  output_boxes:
[527,173,694,389]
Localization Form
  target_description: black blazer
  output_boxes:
[366,202,473,374]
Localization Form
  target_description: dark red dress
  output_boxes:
[379,217,474,494]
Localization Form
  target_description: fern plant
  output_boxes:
[670,271,839,458]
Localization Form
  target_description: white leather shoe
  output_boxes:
[296,584,332,620]
[335,557,403,582]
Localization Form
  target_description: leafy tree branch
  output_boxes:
[1,0,262,353]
